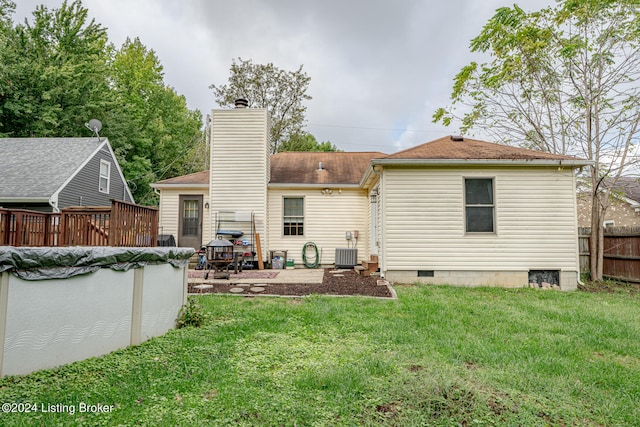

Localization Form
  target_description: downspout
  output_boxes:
[571,167,585,288]
[48,195,60,213]
[371,165,384,279]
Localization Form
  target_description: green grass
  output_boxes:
[1,286,639,426]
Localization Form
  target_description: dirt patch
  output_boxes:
[188,269,393,298]
[578,280,640,295]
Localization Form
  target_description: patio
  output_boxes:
[187,268,395,298]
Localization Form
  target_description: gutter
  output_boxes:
[370,158,593,167]
[0,197,50,203]
[267,183,360,189]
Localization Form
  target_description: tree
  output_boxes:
[107,37,203,204]
[0,1,204,204]
[0,0,112,137]
[434,0,640,281]
[210,58,311,153]
[278,132,341,152]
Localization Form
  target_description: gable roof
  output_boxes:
[0,138,107,199]
[383,136,583,161]
[605,177,640,204]
[269,152,386,185]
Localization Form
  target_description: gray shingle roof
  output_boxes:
[0,138,105,199]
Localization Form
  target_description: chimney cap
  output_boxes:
[234,98,249,108]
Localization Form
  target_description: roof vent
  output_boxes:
[451,135,464,141]
[234,98,249,108]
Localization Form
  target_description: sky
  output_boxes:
[14,0,556,154]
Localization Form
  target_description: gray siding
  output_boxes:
[58,147,132,208]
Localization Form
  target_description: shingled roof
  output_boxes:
[269,152,386,185]
[384,135,582,161]
[0,138,105,198]
[152,170,210,186]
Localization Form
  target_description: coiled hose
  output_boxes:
[302,242,319,268]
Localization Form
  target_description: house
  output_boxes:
[0,138,134,212]
[577,177,640,228]
[152,105,591,290]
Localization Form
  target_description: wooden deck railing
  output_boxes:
[0,200,158,247]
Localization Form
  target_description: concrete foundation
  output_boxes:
[385,270,578,291]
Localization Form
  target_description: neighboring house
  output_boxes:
[152,105,591,290]
[0,138,134,212]
[577,177,640,228]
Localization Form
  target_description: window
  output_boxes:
[465,178,494,233]
[283,197,304,236]
[182,200,199,236]
[99,160,111,194]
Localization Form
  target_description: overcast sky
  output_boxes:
[15,0,555,153]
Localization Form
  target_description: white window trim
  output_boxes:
[464,177,496,234]
[283,196,305,237]
[99,160,111,194]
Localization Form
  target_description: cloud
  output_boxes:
[14,0,556,153]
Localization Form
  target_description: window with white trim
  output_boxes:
[283,197,304,236]
[465,178,495,233]
[99,160,111,194]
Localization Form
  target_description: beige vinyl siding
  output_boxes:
[382,166,579,271]
[267,188,369,265]
[210,109,269,241]
[157,188,211,245]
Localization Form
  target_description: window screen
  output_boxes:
[465,178,494,233]
[283,197,304,236]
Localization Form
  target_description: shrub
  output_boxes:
[176,297,209,328]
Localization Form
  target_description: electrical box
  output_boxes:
[353,230,359,239]
[345,231,352,240]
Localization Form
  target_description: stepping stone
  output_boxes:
[235,283,251,287]
[193,284,213,290]
[229,287,245,293]
[377,280,390,286]
[332,274,345,277]
[250,287,266,293]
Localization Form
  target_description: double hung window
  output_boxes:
[283,197,304,236]
[465,178,495,233]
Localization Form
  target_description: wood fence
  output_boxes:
[0,200,158,247]
[579,227,640,282]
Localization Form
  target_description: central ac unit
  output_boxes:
[335,248,357,268]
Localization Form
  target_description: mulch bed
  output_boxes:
[188,268,393,298]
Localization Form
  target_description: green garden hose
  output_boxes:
[302,242,319,268]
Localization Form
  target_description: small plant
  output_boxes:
[176,297,209,328]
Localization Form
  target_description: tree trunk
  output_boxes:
[589,191,603,282]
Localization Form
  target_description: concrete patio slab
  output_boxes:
[188,268,324,285]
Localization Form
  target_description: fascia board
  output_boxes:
[150,183,209,190]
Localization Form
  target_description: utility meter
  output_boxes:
[345,231,352,240]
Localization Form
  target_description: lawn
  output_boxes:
[1,285,639,426]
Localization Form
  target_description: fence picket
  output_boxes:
[579,227,640,282]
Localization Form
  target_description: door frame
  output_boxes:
[178,195,203,249]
